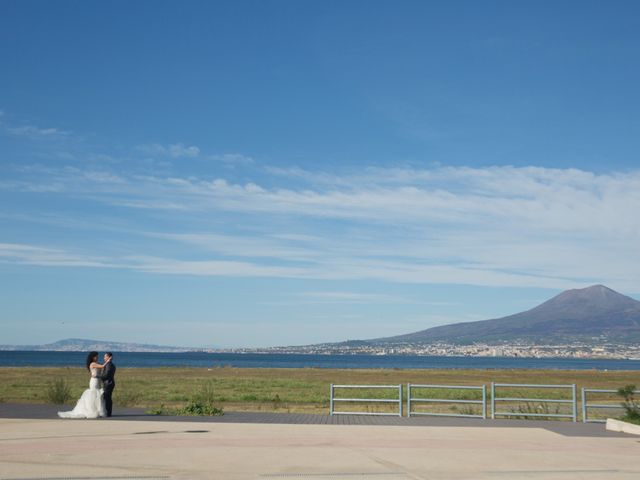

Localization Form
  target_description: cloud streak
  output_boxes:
[298,291,414,304]
[0,243,114,268]
[138,143,200,158]
[65,166,639,237]
[2,164,639,291]
[3,122,70,140]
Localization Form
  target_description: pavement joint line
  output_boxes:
[259,474,407,478]
[0,429,211,442]
[0,434,120,442]
[0,434,154,442]
[482,469,626,475]
[0,477,170,480]
[132,430,170,435]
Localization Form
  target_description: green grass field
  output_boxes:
[0,367,637,418]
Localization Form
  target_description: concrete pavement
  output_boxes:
[0,413,639,479]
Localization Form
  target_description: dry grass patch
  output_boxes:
[0,366,637,414]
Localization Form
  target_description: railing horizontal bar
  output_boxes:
[494,412,574,418]
[584,389,639,394]
[585,404,625,409]
[584,419,607,423]
[332,385,399,388]
[331,412,400,416]
[410,385,484,390]
[409,412,483,418]
[494,397,573,403]
[493,384,575,388]
[332,398,400,403]
[410,398,483,404]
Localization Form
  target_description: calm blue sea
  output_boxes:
[0,351,639,370]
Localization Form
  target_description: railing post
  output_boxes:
[482,384,487,419]
[572,384,577,422]
[398,384,403,417]
[330,384,334,416]
[581,387,586,423]
[407,383,412,418]
[491,382,495,419]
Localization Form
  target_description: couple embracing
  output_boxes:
[58,351,116,419]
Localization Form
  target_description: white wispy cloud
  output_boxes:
[138,143,200,158]
[152,232,322,260]
[2,164,639,291]
[0,241,602,291]
[298,291,411,304]
[0,243,114,268]
[5,124,69,139]
[123,255,309,278]
[75,167,637,237]
[208,153,254,165]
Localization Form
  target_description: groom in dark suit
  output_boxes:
[101,352,116,417]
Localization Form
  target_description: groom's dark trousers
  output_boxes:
[101,362,116,417]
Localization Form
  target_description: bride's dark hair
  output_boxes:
[86,351,99,371]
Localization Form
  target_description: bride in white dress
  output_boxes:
[58,351,107,419]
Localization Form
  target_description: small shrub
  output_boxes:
[177,401,223,416]
[617,385,640,424]
[45,378,72,405]
[175,381,224,416]
[147,404,169,415]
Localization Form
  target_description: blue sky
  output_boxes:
[1,1,639,347]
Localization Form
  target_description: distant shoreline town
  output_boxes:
[226,342,640,360]
[2,339,640,360]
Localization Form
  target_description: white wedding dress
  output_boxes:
[58,367,106,419]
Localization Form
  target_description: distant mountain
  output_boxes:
[0,338,195,352]
[367,285,640,345]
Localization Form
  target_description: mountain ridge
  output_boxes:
[366,285,640,345]
[3,286,639,352]
[0,338,196,352]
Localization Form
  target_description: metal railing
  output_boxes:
[327,382,630,422]
[330,384,403,416]
[582,388,635,423]
[491,383,577,422]
[407,384,487,419]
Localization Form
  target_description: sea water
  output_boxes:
[1,351,639,370]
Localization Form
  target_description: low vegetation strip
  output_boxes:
[0,367,637,415]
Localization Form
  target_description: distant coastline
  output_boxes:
[3,338,640,361]
[1,351,639,370]
[240,341,640,360]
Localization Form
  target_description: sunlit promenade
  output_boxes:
[0,410,638,480]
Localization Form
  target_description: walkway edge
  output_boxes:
[606,418,640,435]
